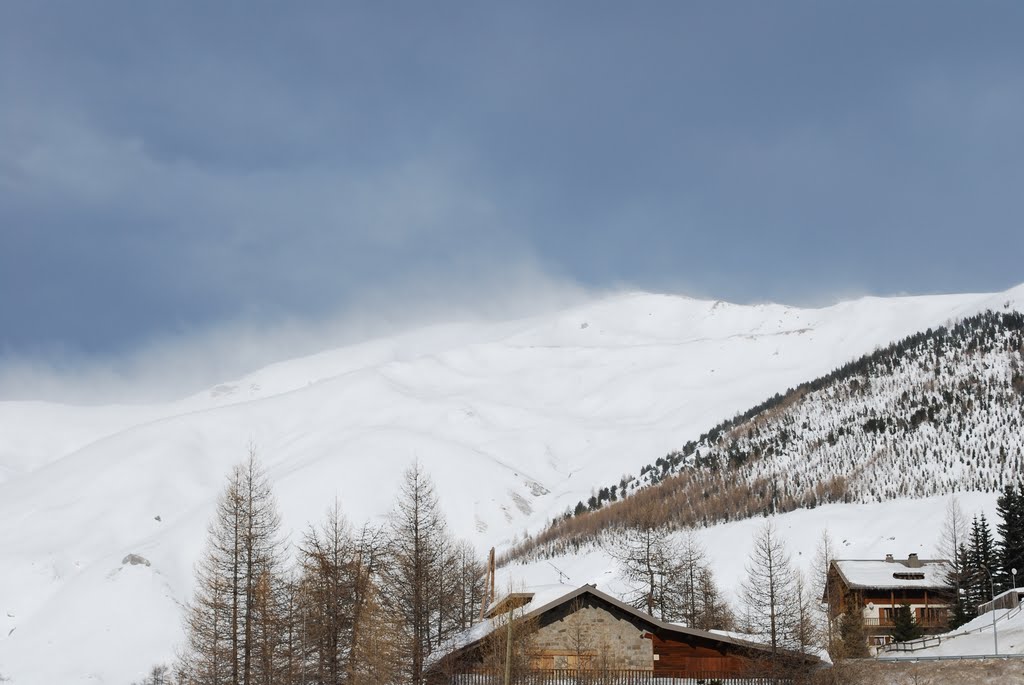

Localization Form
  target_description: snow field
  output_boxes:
[0,286,1021,683]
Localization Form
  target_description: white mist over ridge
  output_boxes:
[0,284,1022,684]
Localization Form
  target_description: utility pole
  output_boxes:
[504,612,513,685]
[980,564,999,655]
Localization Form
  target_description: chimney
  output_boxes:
[908,553,922,568]
[885,554,894,563]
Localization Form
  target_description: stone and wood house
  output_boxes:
[426,583,821,682]
[823,553,954,648]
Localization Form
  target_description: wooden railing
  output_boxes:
[449,670,795,684]
[878,635,943,653]
[863,617,894,627]
[863,616,947,628]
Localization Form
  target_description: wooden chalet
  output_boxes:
[824,553,954,648]
[426,584,821,683]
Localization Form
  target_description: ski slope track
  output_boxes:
[1,286,1022,683]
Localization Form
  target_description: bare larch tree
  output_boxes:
[741,521,799,657]
[179,447,287,685]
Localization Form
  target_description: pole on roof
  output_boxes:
[490,547,496,606]
[480,547,496,621]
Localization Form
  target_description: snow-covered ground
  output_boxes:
[498,493,1001,610]
[0,286,1021,683]
[884,603,1024,658]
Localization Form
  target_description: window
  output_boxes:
[892,572,925,580]
[531,652,594,670]
[917,607,947,626]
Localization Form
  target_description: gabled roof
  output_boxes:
[830,557,953,591]
[428,583,821,670]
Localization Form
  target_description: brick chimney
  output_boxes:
[885,554,894,563]
[907,553,922,568]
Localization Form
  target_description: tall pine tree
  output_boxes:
[996,482,1024,593]
[964,514,997,610]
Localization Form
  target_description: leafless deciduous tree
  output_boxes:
[611,523,732,628]
[741,521,799,657]
[938,496,968,591]
[296,500,386,684]
[696,566,735,631]
[179,448,288,685]
[379,461,461,684]
[130,664,170,685]
[812,529,837,655]
[177,455,484,685]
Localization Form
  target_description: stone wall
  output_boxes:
[531,602,653,670]
[820,658,1024,685]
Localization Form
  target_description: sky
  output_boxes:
[1,1,1023,398]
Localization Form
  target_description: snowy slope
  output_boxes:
[897,605,1024,657]
[0,286,1022,683]
[498,493,1003,613]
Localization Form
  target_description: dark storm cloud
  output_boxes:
[1,1,1023,388]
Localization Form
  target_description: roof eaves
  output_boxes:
[429,584,822,669]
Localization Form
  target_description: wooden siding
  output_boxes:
[646,632,756,675]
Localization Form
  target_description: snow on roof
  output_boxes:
[709,629,832,665]
[426,583,578,668]
[428,583,822,670]
[833,556,953,590]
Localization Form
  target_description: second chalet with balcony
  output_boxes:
[824,553,954,648]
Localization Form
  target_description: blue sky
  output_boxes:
[2,2,1023,391]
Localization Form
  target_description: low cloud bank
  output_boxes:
[0,264,591,405]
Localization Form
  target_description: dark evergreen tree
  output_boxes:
[964,514,997,610]
[946,542,975,630]
[837,604,869,658]
[891,604,923,643]
[996,482,1024,593]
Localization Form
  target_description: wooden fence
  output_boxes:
[449,669,794,685]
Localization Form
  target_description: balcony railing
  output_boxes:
[863,616,948,628]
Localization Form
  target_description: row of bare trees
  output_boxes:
[740,522,819,658]
[177,450,485,685]
[609,518,734,631]
[174,449,845,685]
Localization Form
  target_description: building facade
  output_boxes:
[427,584,820,682]
[824,553,954,648]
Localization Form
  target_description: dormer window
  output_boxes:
[892,572,925,580]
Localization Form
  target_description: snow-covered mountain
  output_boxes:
[510,308,1024,558]
[0,285,1022,683]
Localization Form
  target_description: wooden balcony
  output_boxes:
[863,617,894,627]
[863,616,948,629]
